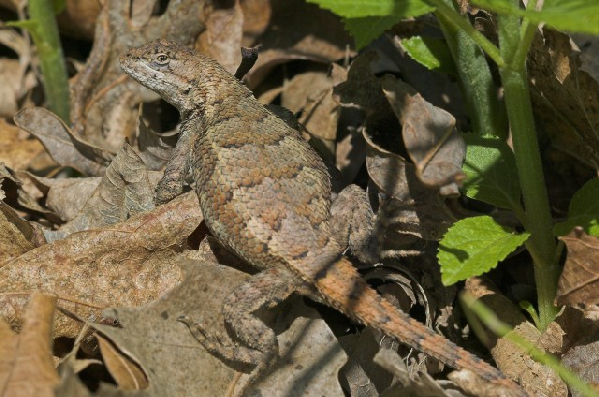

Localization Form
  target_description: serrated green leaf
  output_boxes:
[401,36,457,74]
[462,134,523,213]
[308,0,434,18]
[343,16,399,48]
[553,178,599,236]
[439,216,530,285]
[472,0,599,34]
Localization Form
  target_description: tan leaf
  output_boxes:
[14,107,113,176]
[196,0,244,74]
[91,253,347,397]
[0,293,59,397]
[97,333,148,391]
[0,192,203,338]
[47,141,154,241]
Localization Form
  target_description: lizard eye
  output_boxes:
[155,54,169,64]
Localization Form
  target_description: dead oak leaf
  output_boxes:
[14,107,113,177]
[46,141,154,242]
[0,192,202,338]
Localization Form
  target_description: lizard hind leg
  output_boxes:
[180,267,303,373]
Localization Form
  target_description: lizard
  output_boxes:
[119,39,527,396]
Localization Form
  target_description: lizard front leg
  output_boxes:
[154,127,194,205]
[180,267,309,370]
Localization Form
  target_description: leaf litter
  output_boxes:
[0,0,598,396]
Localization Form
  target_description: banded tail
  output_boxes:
[307,255,526,395]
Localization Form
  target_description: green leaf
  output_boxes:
[6,20,43,44]
[439,216,530,285]
[308,0,434,18]
[343,16,399,48]
[401,36,457,74]
[462,134,523,214]
[553,178,599,236]
[472,0,599,34]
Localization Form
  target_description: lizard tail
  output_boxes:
[310,255,526,395]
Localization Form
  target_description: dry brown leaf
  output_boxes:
[0,293,59,397]
[240,0,271,44]
[0,192,202,338]
[380,75,465,196]
[135,115,178,172]
[0,118,45,171]
[0,201,36,264]
[35,176,102,222]
[71,0,206,151]
[97,333,149,391]
[196,0,244,74]
[47,141,154,241]
[0,163,54,217]
[561,336,599,395]
[528,29,599,170]
[557,228,599,310]
[334,52,391,118]
[244,0,354,88]
[87,250,346,397]
[14,107,113,176]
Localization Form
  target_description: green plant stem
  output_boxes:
[29,0,70,123]
[427,0,505,68]
[434,0,507,137]
[498,12,559,328]
[463,293,599,397]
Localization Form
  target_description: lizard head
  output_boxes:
[119,39,218,115]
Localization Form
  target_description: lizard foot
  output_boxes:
[178,315,265,366]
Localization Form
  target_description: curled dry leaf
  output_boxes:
[71,0,206,150]
[14,107,113,176]
[46,141,154,242]
[0,192,202,338]
[0,293,59,397]
[244,0,354,88]
[380,75,466,196]
[528,28,599,170]
[0,163,54,217]
[557,228,599,311]
[96,333,149,391]
[135,115,178,171]
[35,176,102,222]
[196,0,244,74]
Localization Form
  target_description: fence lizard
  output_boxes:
[119,39,527,396]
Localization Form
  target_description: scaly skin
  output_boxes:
[119,39,527,396]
